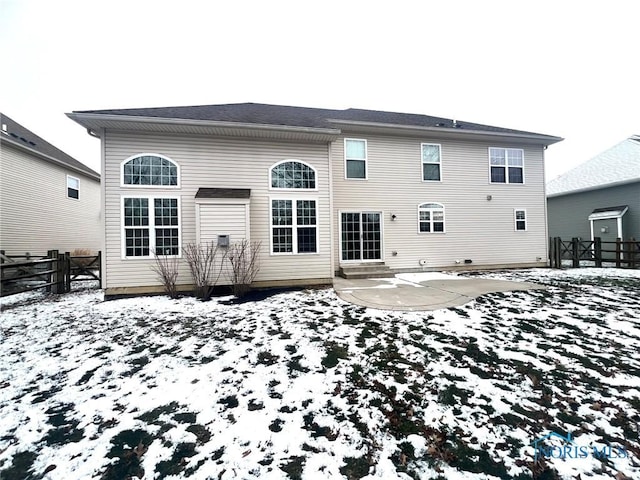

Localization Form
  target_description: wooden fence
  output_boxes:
[0,250,101,297]
[549,237,640,269]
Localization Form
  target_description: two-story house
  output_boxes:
[0,113,101,256]
[67,103,561,297]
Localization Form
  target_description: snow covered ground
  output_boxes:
[0,268,638,480]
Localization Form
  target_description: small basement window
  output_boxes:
[67,175,80,199]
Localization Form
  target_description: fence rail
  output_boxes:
[0,250,101,297]
[549,237,640,269]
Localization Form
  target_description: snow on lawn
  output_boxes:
[0,269,639,480]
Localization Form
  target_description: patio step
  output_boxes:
[338,263,395,279]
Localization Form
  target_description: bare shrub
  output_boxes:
[226,240,261,298]
[183,242,226,301]
[150,251,180,299]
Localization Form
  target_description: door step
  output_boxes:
[338,263,395,279]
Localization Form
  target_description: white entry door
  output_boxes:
[340,212,382,262]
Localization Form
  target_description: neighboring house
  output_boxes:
[547,135,640,244]
[67,103,561,297]
[0,113,101,255]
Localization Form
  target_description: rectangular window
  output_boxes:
[515,209,527,231]
[418,203,445,233]
[421,144,441,181]
[271,199,317,254]
[123,197,180,258]
[490,148,524,184]
[345,139,367,179]
[67,175,80,199]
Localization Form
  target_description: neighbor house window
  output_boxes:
[122,154,179,186]
[421,144,441,181]
[270,160,316,189]
[67,175,79,199]
[489,148,524,184]
[418,203,445,233]
[122,197,180,257]
[515,209,527,231]
[271,199,317,254]
[345,139,367,179]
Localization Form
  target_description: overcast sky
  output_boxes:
[1,0,638,180]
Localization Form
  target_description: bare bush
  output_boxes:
[150,252,180,299]
[183,242,226,301]
[226,240,261,298]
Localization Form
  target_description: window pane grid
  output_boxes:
[490,148,524,183]
[154,198,178,226]
[123,155,178,186]
[271,161,316,189]
[419,203,445,233]
[272,199,317,253]
[296,200,316,225]
[124,197,179,257]
[155,228,180,255]
[272,227,293,253]
[125,229,150,257]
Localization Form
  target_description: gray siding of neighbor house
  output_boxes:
[0,143,101,255]
[102,132,332,291]
[547,182,640,240]
[331,133,549,271]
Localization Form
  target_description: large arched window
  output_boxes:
[418,203,445,233]
[122,154,179,186]
[270,160,316,189]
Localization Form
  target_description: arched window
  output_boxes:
[270,160,316,189]
[122,154,179,186]
[418,203,445,233]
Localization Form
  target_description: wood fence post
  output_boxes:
[571,237,580,268]
[629,238,636,269]
[615,238,622,268]
[548,237,554,268]
[0,250,4,264]
[65,252,72,293]
[594,237,602,268]
[555,237,562,268]
[49,250,59,293]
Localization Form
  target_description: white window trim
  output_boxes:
[269,195,320,256]
[488,147,525,185]
[417,202,446,234]
[120,152,181,188]
[421,143,442,182]
[514,208,527,231]
[66,175,80,200]
[268,159,319,191]
[344,138,368,180]
[120,195,182,259]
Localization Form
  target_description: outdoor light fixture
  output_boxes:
[391,214,397,221]
[486,195,492,201]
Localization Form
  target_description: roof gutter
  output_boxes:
[327,119,564,145]
[66,113,343,137]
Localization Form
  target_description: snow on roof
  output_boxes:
[546,135,640,197]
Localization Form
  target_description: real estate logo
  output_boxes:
[532,431,628,461]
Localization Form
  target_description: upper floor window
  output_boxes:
[515,209,527,231]
[421,143,442,181]
[270,160,316,189]
[489,148,524,184]
[67,175,79,199]
[418,203,445,233]
[345,139,367,179]
[122,154,179,186]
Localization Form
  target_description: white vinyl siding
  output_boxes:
[331,135,547,270]
[198,204,248,245]
[0,143,101,254]
[103,132,331,289]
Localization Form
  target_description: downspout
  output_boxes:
[328,141,335,279]
[542,145,550,265]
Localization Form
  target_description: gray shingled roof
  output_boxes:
[73,102,556,138]
[1,113,99,180]
[547,135,640,197]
